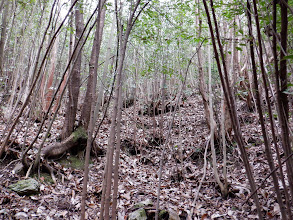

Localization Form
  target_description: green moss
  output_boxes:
[34,173,54,185]
[132,199,153,209]
[72,127,87,142]
[159,210,168,219]
[128,208,147,220]
[9,178,40,195]
[58,155,91,170]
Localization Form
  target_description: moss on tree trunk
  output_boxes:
[42,127,87,158]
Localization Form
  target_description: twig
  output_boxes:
[2,158,20,171]
[25,163,33,178]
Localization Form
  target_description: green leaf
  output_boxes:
[236,47,242,51]
[283,55,293,60]
[283,90,293,95]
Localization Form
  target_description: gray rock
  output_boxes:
[128,208,147,220]
[168,209,180,220]
[0,209,7,214]
[9,178,40,196]
[14,212,28,219]
[13,162,24,174]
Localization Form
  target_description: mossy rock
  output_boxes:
[168,209,180,220]
[159,210,169,219]
[9,178,40,196]
[128,208,147,220]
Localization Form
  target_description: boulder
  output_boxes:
[128,208,147,220]
[9,178,40,196]
[168,209,180,220]
[159,210,169,219]
[12,162,24,174]
[14,212,28,219]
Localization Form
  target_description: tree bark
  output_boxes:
[80,1,106,219]
[276,0,293,202]
[0,0,9,76]
[100,1,150,219]
[62,0,84,139]
[79,7,106,129]
[248,1,288,217]
[42,127,87,158]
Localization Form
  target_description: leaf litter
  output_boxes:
[0,95,285,219]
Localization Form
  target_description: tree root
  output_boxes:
[41,127,87,158]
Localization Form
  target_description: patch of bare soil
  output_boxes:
[0,95,284,219]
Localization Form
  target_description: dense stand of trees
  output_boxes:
[0,0,292,219]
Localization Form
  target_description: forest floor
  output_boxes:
[0,95,284,219]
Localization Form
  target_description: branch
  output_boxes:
[131,1,152,29]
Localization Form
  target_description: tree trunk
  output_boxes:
[80,2,106,219]
[0,0,9,76]
[42,127,87,158]
[277,0,293,201]
[100,1,150,219]
[202,0,263,218]
[248,1,288,217]
[196,0,218,138]
[62,0,84,139]
[92,12,115,126]
[79,7,106,129]
[42,37,59,113]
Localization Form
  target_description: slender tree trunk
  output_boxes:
[275,0,293,200]
[42,37,59,113]
[80,1,106,219]
[53,16,74,114]
[270,3,293,217]
[0,0,9,76]
[62,0,84,139]
[100,1,150,218]
[202,0,263,218]
[208,45,227,197]
[197,14,211,129]
[79,6,106,129]
[92,13,115,123]
[248,1,288,218]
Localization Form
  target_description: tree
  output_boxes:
[0,0,9,77]
[99,1,151,219]
[79,3,106,130]
[202,0,263,218]
[62,0,84,139]
[80,1,106,219]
